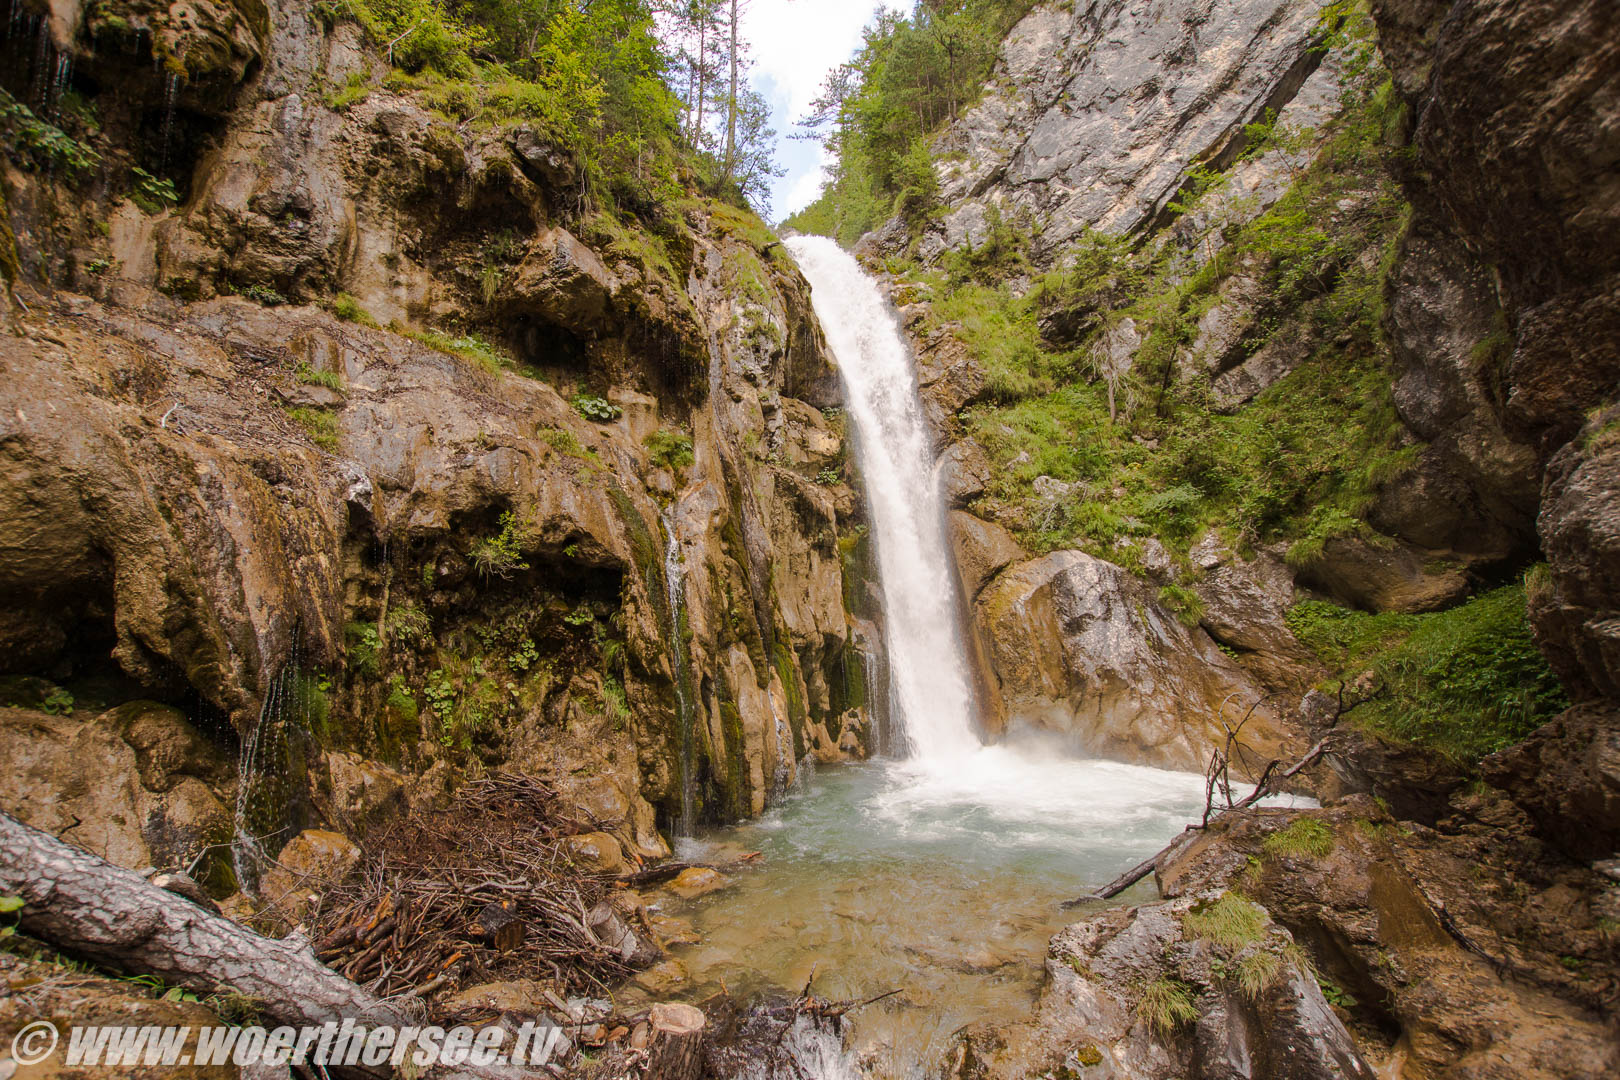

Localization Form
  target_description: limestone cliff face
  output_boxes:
[1371,0,1620,707]
[917,0,1336,264]
[1365,0,1620,866]
[871,0,1611,778]
[0,1,875,868]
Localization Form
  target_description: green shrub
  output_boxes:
[644,428,694,470]
[1285,579,1568,761]
[285,407,340,451]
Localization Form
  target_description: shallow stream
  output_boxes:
[657,744,1221,1076]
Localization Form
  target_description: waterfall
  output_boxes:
[660,505,698,835]
[785,237,980,763]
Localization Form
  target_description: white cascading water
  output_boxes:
[785,236,981,762]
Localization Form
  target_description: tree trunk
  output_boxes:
[695,9,708,146]
[0,810,404,1028]
[723,0,740,179]
[644,1002,706,1080]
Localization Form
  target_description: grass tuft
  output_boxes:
[1264,818,1335,859]
[1184,893,1269,951]
[1135,977,1198,1035]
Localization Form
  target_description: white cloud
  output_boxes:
[738,0,910,220]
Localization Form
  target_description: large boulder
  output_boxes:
[974,551,1301,773]
[1188,539,1318,693]
[966,889,1374,1080]
[1530,412,1620,701]
[949,511,1025,601]
[1293,535,1469,614]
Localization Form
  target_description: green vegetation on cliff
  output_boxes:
[321,0,779,209]
[785,0,1039,243]
[925,53,1409,565]
[1288,580,1569,761]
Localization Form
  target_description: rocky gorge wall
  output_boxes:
[0,0,878,891]
[833,0,1620,1076]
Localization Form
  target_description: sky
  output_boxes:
[737,0,911,222]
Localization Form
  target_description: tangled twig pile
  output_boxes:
[309,773,634,1003]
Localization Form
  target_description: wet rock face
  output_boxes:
[1157,800,1620,1079]
[1483,705,1620,862]
[921,0,1333,262]
[1373,0,1620,448]
[0,703,233,879]
[1372,0,1620,699]
[968,890,1373,1080]
[1375,227,1542,565]
[4,0,869,839]
[974,551,1301,773]
[1531,415,1620,702]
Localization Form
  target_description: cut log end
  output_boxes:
[646,1002,706,1080]
[477,900,524,952]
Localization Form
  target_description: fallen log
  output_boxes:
[1064,732,1340,906]
[0,809,405,1029]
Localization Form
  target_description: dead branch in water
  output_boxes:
[1066,685,1380,906]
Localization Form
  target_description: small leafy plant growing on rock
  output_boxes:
[1,89,100,174]
[0,894,22,937]
[331,293,379,327]
[129,167,180,214]
[40,688,74,716]
[388,602,432,646]
[572,394,622,422]
[470,511,531,580]
[815,465,842,486]
[1136,977,1198,1035]
[645,428,695,471]
[1264,817,1335,859]
[385,675,417,723]
[243,283,287,306]
[345,621,381,677]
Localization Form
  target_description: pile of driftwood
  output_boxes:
[309,772,634,1001]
